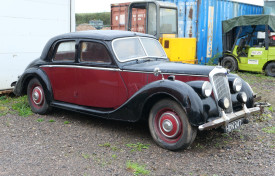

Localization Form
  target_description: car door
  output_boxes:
[75,40,128,109]
[41,40,78,104]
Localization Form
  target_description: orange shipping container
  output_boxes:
[111,2,146,33]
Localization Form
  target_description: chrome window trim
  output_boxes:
[40,65,121,71]
[112,37,167,63]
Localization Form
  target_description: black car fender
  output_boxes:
[14,67,53,103]
[109,79,206,126]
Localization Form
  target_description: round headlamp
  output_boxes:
[218,97,230,110]
[237,92,247,103]
[233,78,242,92]
[202,81,213,97]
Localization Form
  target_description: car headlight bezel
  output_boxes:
[218,97,230,110]
[233,78,242,92]
[202,81,213,98]
[237,92,247,103]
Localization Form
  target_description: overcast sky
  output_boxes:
[75,0,264,13]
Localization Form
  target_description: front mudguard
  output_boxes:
[227,73,254,108]
[109,79,208,126]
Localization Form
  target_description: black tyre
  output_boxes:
[265,62,275,77]
[148,99,197,151]
[221,56,238,72]
[27,78,51,114]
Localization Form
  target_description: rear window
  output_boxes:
[53,41,76,61]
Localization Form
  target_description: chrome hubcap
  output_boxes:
[162,119,173,132]
[158,112,180,138]
[32,86,43,105]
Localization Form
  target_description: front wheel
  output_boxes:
[265,62,275,77]
[27,78,51,114]
[221,56,238,72]
[148,99,197,151]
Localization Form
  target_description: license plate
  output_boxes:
[224,119,243,133]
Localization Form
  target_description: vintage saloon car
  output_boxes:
[14,30,260,151]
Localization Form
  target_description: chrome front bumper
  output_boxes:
[198,105,260,131]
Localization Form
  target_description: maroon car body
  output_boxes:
[14,30,260,150]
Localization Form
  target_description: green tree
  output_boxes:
[76,12,111,26]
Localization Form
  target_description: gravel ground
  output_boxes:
[0,73,274,176]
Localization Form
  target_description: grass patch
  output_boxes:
[0,106,9,116]
[126,142,150,152]
[268,106,274,112]
[99,142,111,147]
[82,153,90,159]
[48,119,55,122]
[11,96,33,117]
[64,121,70,124]
[262,127,275,134]
[0,95,33,117]
[111,146,118,151]
[126,161,150,176]
[37,118,44,122]
[111,154,117,159]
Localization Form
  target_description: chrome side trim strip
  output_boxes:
[39,65,208,77]
[122,70,208,77]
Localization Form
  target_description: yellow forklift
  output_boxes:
[126,0,196,64]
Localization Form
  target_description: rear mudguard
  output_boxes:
[14,67,53,103]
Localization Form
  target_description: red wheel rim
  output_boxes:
[30,85,44,109]
[154,108,182,144]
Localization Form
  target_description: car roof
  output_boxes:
[40,30,156,60]
[53,30,156,41]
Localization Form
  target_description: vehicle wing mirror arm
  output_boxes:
[154,67,164,80]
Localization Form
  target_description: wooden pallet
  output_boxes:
[0,89,13,95]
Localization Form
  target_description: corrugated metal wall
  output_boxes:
[161,0,263,64]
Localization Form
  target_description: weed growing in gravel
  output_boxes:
[126,161,150,176]
[126,142,150,152]
[268,106,274,112]
[82,153,90,159]
[99,143,111,147]
[37,118,44,122]
[262,127,275,134]
[195,143,205,149]
[64,121,70,124]
[48,119,55,122]
[111,146,118,151]
[256,113,273,122]
[112,154,117,159]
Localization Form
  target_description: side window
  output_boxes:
[80,42,111,64]
[53,41,76,61]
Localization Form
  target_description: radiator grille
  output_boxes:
[212,73,233,113]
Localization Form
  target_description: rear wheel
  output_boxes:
[221,56,238,72]
[265,62,275,77]
[27,78,51,114]
[148,99,197,151]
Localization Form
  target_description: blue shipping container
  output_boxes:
[160,0,263,64]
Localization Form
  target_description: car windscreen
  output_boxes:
[112,37,167,62]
